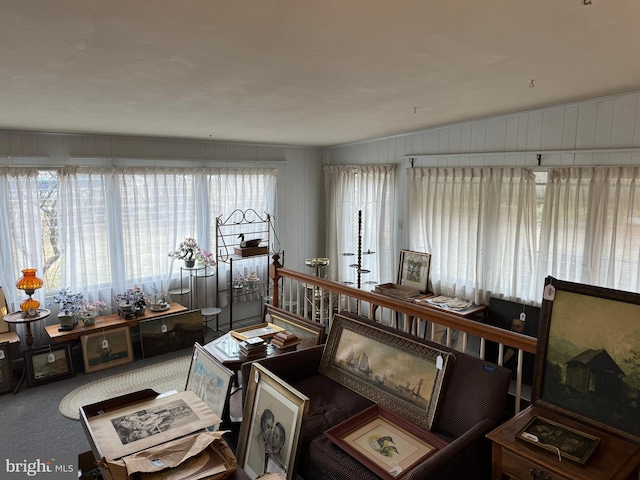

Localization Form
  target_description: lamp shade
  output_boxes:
[16,268,44,293]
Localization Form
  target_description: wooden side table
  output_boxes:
[3,308,51,348]
[487,405,640,480]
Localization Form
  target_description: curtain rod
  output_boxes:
[403,147,640,159]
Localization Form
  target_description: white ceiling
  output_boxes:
[1,0,639,148]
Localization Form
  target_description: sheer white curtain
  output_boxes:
[0,168,45,342]
[407,167,538,304]
[206,169,277,306]
[324,165,395,287]
[538,167,640,292]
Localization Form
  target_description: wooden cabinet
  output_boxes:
[487,406,640,480]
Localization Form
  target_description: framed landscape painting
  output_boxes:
[25,344,74,387]
[140,310,203,358]
[81,326,134,374]
[533,276,640,444]
[397,250,431,293]
[319,313,449,430]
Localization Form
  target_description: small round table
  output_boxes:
[3,308,51,348]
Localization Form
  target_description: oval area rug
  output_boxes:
[59,355,191,420]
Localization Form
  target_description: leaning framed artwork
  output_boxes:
[264,304,325,349]
[81,325,134,374]
[397,249,431,293]
[185,342,233,429]
[140,310,204,358]
[319,313,450,430]
[24,343,74,387]
[516,415,600,465]
[325,404,447,480]
[237,363,309,479]
[533,276,640,444]
[0,341,11,393]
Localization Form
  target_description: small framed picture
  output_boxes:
[516,415,600,465]
[325,404,447,480]
[0,342,12,393]
[185,342,233,430]
[397,250,431,293]
[81,325,134,373]
[237,363,309,479]
[24,343,74,387]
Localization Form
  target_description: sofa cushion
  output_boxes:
[292,373,374,447]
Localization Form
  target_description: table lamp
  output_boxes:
[16,268,44,317]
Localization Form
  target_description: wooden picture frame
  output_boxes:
[397,249,431,293]
[264,304,325,349]
[533,276,640,444]
[237,363,309,479]
[139,310,203,358]
[185,342,233,430]
[0,341,12,393]
[516,415,600,465]
[319,313,449,430]
[24,343,74,387]
[325,404,447,479]
[230,322,285,342]
[81,326,134,374]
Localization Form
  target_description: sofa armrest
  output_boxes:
[404,418,497,480]
[241,345,324,404]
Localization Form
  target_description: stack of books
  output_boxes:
[238,336,267,359]
[270,330,302,351]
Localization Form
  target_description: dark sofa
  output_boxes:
[242,315,512,480]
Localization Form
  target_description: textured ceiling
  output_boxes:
[1,0,639,147]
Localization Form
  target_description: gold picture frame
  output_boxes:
[325,404,447,480]
[236,363,309,479]
[81,326,134,374]
[319,313,449,430]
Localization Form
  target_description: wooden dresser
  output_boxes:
[487,406,640,480]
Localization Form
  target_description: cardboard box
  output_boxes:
[80,389,229,480]
[234,246,268,257]
[374,283,420,299]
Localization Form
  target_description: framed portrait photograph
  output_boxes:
[516,415,600,465]
[264,304,325,349]
[140,310,203,358]
[24,343,74,387]
[185,342,233,430]
[0,341,12,393]
[81,325,134,374]
[236,363,309,479]
[319,313,449,430]
[397,250,431,293]
[325,404,447,480]
[533,276,640,444]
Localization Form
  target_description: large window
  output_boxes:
[0,167,276,311]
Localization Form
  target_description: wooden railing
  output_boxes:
[269,255,537,414]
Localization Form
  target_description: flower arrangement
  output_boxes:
[168,237,200,262]
[195,248,216,267]
[74,300,108,319]
[49,288,84,316]
[147,286,169,306]
[114,285,147,309]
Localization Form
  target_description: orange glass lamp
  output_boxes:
[15,268,44,317]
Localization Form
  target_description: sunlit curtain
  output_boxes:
[0,168,45,342]
[538,167,640,292]
[407,167,538,304]
[325,165,395,288]
[206,169,277,306]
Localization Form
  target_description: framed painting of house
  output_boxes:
[533,276,640,444]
